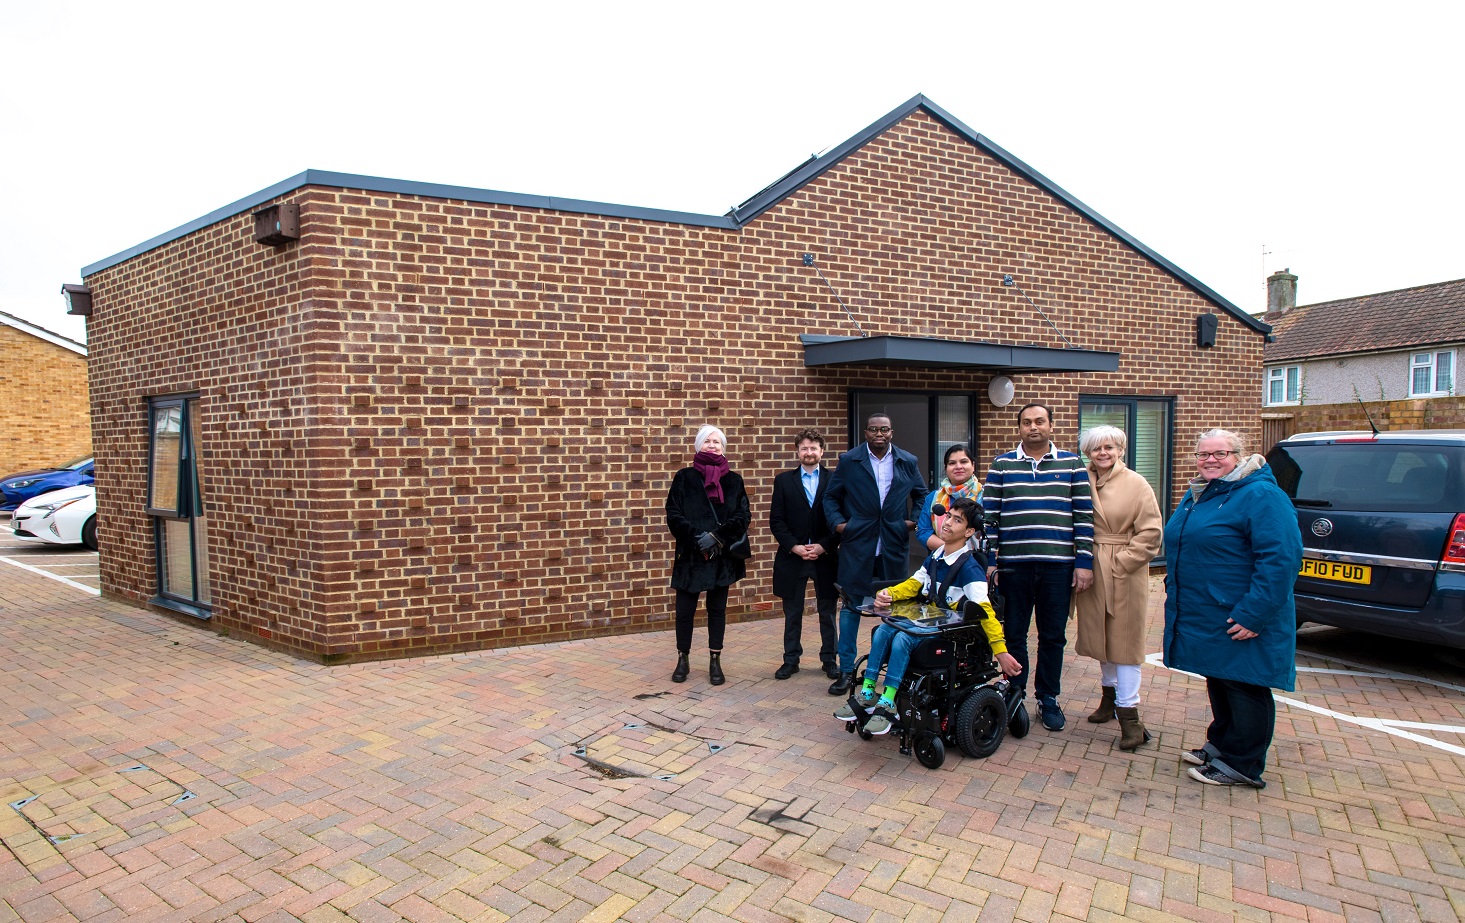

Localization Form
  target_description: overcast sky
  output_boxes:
[4,1,1461,344]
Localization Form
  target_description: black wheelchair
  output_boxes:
[842,591,1029,770]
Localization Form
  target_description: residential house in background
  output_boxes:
[0,311,90,473]
[1261,272,1463,451]
[76,95,1272,662]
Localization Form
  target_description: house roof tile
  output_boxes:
[1264,277,1465,362]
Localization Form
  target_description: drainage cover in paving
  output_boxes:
[573,721,730,781]
[8,763,197,851]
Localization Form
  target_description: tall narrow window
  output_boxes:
[148,396,210,615]
[1079,396,1174,514]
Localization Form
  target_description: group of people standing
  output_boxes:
[666,405,1303,788]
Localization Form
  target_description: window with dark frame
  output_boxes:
[1079,396,1174,515]
[147,396,211,615]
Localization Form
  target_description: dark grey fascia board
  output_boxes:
[81,169,736,278]
[800,334,1121,373]
[81,170,313,277]
[729,93,1271,338]
[727,93,929,224]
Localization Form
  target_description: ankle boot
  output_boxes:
[672,651,690,683]
[1088,686,1117,724]
[708,652,725,686]
[1116,706,1153,751]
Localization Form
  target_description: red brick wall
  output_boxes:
[85,110,1265,662]
[0,327,90,473]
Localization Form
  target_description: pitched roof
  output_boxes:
[1263,277,1465,363]
[0,311,87,356]
[80,94,1268,335]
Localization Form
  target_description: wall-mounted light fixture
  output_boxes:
[988,375,1015,407]
[60,284,92,316]
[253,203,300,246]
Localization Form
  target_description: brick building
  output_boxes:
[0,311,90,474]
[77,95,1271,662]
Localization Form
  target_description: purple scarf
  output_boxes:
[692,451,729,503]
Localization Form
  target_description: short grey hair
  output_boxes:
[1080,425,1128,457]
[1196,428,1246,455]
[695,424,727,452]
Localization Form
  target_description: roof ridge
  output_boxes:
[1294,276,1465,310]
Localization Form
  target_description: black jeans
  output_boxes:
[781,583,837,666]
[997,561,1073,701]
[675,586,728,652]
[1205,677,1275,781]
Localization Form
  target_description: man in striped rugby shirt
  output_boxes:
[982,402,1094,731]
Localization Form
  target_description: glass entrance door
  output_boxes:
[850,390,976,573]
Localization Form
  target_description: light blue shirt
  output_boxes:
[801,467,819,506]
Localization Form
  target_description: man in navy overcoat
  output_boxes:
[821,412,929,695]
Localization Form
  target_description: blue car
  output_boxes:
[0,455,95,511]
[1266,431,1465,649]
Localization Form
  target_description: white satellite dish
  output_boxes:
[988,376,1015,407]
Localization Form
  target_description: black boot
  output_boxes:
[828,672,854,696]
[672,651,690,683]
[709,652,725,686]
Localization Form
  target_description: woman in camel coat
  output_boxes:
[1074,424,1163,750]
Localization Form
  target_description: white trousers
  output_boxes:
[1100,661,1142,708]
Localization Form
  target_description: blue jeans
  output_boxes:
[864,622,937,689]
[997,561,1074,701]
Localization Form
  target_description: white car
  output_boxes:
[11,485,97,549]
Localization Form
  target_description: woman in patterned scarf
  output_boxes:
[664,424,750,686]
[916,444,982,553]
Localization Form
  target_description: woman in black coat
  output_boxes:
[665,424,750,686]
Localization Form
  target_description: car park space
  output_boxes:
[0,528,99,595]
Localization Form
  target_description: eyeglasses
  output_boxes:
[1194,450,1237,460]
[865,426,893,434]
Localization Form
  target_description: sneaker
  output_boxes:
[834,688,877,721]
[1038,697,1066,731]
[864,712,892,735]
[1187,764,1265,789]
[1182,748,1210,766]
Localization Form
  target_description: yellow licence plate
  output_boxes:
[1299,559,1372,585]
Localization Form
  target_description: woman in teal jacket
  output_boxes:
[1163,428,1302,788]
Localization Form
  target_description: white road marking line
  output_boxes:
[0,556,101,596]
[1274,695,1465,757]
[1144,651,1465,757]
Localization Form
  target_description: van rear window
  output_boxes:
[1267,444,1464,511]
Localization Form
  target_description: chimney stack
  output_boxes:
[1267,268,1298,316]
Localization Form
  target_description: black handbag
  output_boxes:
[707,494,752,560]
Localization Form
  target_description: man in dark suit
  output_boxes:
[769,429,841,680]
[821,412,929,695]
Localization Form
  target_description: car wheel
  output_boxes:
[82,516,97,550]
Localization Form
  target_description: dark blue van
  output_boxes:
[1266,431,1465,649]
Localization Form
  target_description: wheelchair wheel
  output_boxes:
[914,733,945,769]
[1008,703,1031,739]
[955,686,1006,758]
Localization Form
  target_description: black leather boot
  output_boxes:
[828,672,854,696]
[708,652,725,686]
[672,651,690,683]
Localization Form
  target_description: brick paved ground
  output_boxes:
[2,567,1463,922]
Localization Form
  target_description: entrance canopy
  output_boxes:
[800,335,1120,373]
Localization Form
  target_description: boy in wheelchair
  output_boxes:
[834,498,1024,765]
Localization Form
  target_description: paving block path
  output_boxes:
[1,570,1463,922]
